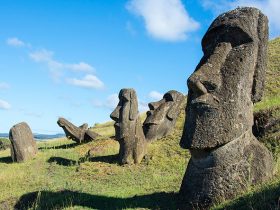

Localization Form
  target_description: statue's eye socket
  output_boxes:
[164,94,174,102]
[202,81,217,93]
[121,96,129,102]
[202,26,253,55]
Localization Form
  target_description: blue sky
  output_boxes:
[1,0,279,134]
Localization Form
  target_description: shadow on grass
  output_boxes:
[0,156,13,163]
[47,157,77,166]
[86,154,119,164]
[39,142,78,150]
[47,154,119,167]
[14,190,177,210]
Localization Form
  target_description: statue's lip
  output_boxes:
[57,121,63,126]
[143,122,158,126]
[114,122,120,127]
[191,98,218,109]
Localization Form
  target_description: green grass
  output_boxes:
[0,125,189,209]
[254,95,280,111]
[0,38,279,209]
[265,37,280,99]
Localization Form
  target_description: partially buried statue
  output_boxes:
[143,90,184,142]
[179,7,273,209]
[57,117,99,144]
[110,88,147,165]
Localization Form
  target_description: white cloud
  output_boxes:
[66,62,95,72]
[29,49,94,73]
[0,82,10,90]
[9,38,104,89]
[139,101,149,113]
[127,0,200,41]
[0,99,11,110]
[201,0,280,36]
[148,90,163,101]
[92,93,149,113]
[6,37,26,47]
[67,74,104,89]
[29,49,53,62]
[93,94,119,110]
[105,94,119,109]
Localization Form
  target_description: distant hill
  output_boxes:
[0,133,65,140]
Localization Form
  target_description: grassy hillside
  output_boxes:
[0,38,279,210]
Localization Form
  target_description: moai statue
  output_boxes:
[9,122,38,162]
[57,117,99,144]
[143,90,185,142]
[179,7,273,209]
[110,88,147,165]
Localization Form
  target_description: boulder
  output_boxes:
[9,122,38,162]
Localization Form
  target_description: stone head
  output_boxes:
[110,88,138,140]
[57,117,67,127]
[143,90,184,141]
[180,7,268,150]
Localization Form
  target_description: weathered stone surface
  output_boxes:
[143,90,184,142]
[57,118,99,144]
[110,88,147,165]
[9,122,38,162]
[179,7,273,209]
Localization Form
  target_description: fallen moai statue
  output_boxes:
[9,122,38,162]
[110,88,147,165]
[179,7,273,209]
[57,117,99,144]
[143,90,184,142]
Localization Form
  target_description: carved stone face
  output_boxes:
[143,90,184,141]
[180,7,268,150]
[110,89,138,141]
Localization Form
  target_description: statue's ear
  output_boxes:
[167,107,176,120]
[251,12,268,103]
[129,91,138,120]
[167,92,184,120]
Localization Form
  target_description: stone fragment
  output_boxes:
[9,122,38,162]
[57,118,99,144]
[179,7,273,209]
[110,88,147,164]
[143,90,184,142]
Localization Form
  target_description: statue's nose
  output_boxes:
[110,106,120,121]
[187,79,208,95]
[187,42,232,95]
[148,101,161,110]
